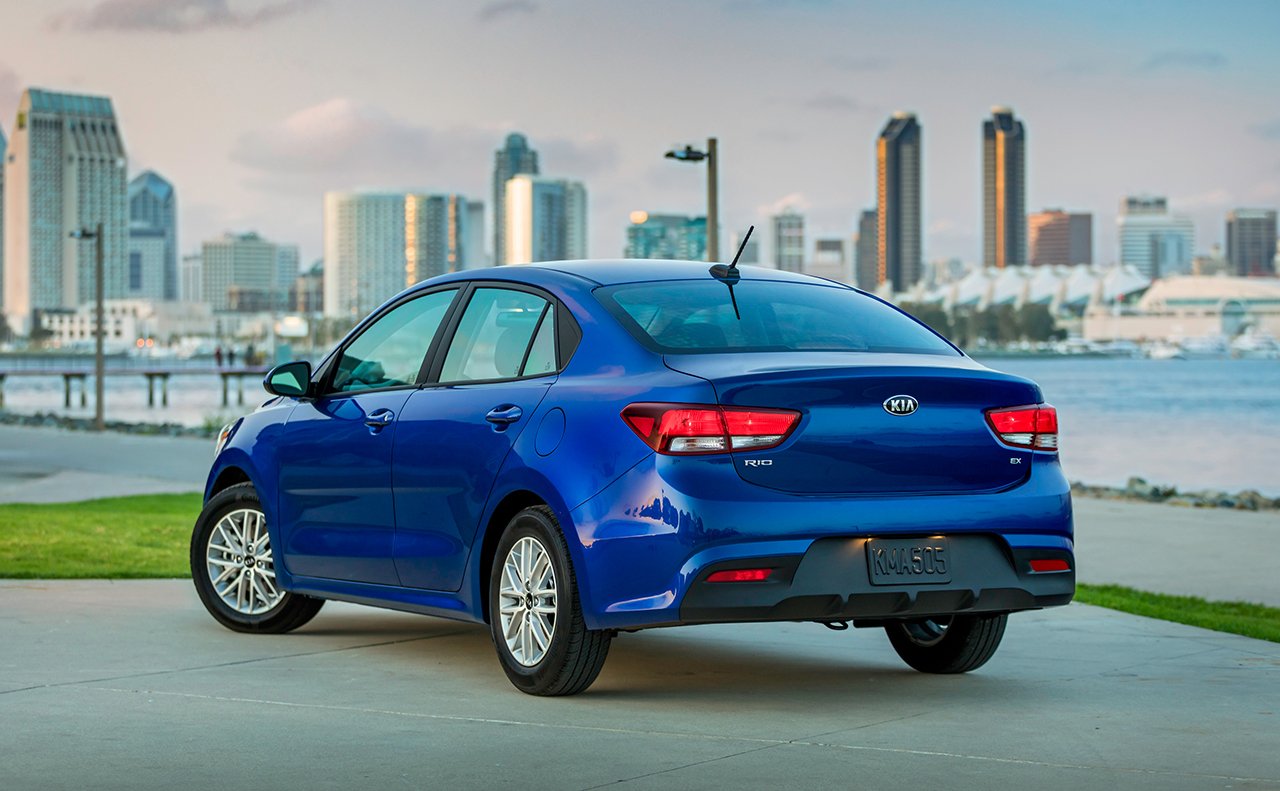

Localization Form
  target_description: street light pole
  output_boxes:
[93,222,104,432]
[706,137,718,263]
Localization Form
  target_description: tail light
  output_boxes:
[985,405,1058,451]
[621,403,800,455]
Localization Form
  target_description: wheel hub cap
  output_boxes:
[498,536,557,667]
[206,507,285,616]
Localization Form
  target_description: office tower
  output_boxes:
[983,106,1027,268]
[772,209,804,272]
[731,229,759,265]
[1117,195,1194,278]
[1226,209,1278,276]
[128,170,177,299]
[624,212,707,260]
[493,133,539,269]
[180,252,202,303]
[808,237,850,282]
[1028,209,1092,266]
[323,191,470,319]
[855,208,878,291]
[275,244,299,296]
[202,232,295,312]
[464,200,486,269]
[126,222,167,300]
[876,112,922,291]
[3,88,128,334]
[504,175,587,264]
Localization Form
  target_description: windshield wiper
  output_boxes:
[709,225,753,321]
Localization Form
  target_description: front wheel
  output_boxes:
[190,482,324,634]
[488,505,611,696]
[885,613,1008,673]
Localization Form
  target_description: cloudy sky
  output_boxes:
[1,0,1277,266]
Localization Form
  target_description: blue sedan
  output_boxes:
[191,260,1074,695]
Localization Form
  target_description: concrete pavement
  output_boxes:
[1,579,1278,790]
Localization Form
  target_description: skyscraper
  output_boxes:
[128,171,177,300]
[180,252,202,304]
[202,232,297,313]
[772,209,805,272]
[808,237,850,282]
[504,176,587,264]
[855,208,878,291]
[624,212,706,260]
[493,133,539,268]
[464,200,486,269]
[322,191,471,319]
[876,112,922,291]
[3,88,128,333]
[126,223,167,300]
[1226,209,1278,277]
[1117,195,1194,278]
[1028,209,1092,266]
[983,106,1027,269]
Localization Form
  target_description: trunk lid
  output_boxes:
[665,352,1041,495]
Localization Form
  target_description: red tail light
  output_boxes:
[621,403,800,455]
[706,568,774,583]
[985,405,1058,451]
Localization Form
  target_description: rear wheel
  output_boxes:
[488,505,611,696]
[885,613,1007,673]
[190,482,324,634]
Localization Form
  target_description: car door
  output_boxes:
[276,287,459,585]
[392,285,566,591]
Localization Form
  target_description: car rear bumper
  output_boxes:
[568,452,1074,631]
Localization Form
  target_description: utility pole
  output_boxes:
[706,137,719,262]
[70,223,107,431]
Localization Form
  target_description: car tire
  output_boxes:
[884,613,1007,673]
[190,482,324,634]
[488,505,611,696]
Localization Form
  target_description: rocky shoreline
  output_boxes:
[3,410,1275,512]
[1071,478,1279,512]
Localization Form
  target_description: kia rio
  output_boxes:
[191,260,1074,696]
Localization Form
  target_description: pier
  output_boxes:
[0,368,268,408]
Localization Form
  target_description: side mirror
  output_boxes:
[263,360,312,398]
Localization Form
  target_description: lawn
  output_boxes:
[0,493,200,578]
[1076,583,1280,644]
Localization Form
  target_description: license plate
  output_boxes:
[867,537,952,585]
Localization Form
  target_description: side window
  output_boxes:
[439,288,550,382]
[521,311,557,376]
[330,289,456,393]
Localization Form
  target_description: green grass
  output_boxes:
[0,493,201,578]
[1077,583,1280,643]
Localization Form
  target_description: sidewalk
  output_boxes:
[1,424,1276,605]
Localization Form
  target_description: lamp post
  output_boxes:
[69,222,106,431]
[664,137,719,262]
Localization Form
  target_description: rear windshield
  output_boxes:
[598,280,958,356]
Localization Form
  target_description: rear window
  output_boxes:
[598,280,957,356]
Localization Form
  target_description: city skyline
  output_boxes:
[0,1,1276,270]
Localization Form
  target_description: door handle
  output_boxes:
[485,405,523,425]
[364,408,395,428]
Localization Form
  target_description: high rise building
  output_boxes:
[982,106,1027,269]
[202,232,297,313]
[290,260,323,314]
[772,209,804,273]
[876,112,922,291]
[1226,209,1278,277]
[180,252,202,304]
[464,200,486,269]
[1117,195,1194,278]
[128,170,177,299]
[3,88,128,334]
[126,223,167,300]
[624,212,706,260]
[855,208,878,291]
[731,229,759,265]
[493,133,539,269]
[1028,209,1092,266]
[504,175,587,264]
[808,237,850,282]
[323,191,472,319]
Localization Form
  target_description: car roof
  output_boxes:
[530,259,841,287]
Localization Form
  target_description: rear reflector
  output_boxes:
[985,405,1059,451]
[1028,559,1071,573]
[621,403,800,455]
[706,568,773,583]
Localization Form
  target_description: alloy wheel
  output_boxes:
[205,507,285,616]
[498,536,558,666]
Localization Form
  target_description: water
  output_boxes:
[2,357,1276,495]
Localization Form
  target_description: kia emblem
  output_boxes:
[883,395,919,416]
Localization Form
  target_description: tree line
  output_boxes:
[899,302,1065,348]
